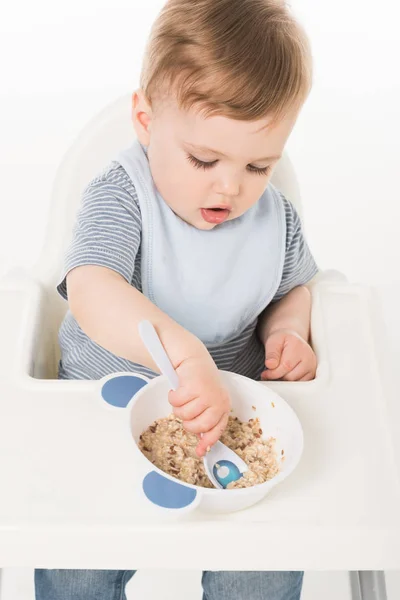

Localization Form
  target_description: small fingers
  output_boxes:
[262,354,301,380]
[283,350,317,381]
[264,331,286,371]
[264,346,284,371]
[168,386,196,408]
[282,362,310,381]
[262,365,316,382]
[173,398,208,421]
[182,406,222,435]
[263,331,315,381]
[196,412,230,457]
[300,371,315,381]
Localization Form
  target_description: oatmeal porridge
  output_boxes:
[139,414,280,489]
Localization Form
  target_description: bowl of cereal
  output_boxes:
[100,370,303,514]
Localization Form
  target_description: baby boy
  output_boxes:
[36,1,318,599]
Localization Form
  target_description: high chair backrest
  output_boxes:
[34,93,304,375]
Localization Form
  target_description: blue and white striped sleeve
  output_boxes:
[271,193,319,302]
[57,174,142,300]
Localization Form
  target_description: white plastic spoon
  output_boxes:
[138,320,248,489]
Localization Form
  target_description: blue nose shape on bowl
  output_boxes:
[100,373,199,511]
[101,374,148,407]
[142,471,197,509]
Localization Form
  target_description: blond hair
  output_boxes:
[140,0,312,122]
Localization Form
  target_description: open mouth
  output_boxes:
[201,207,231,224]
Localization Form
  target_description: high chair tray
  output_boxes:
[0,277,399,570]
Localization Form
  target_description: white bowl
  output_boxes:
[100,370,304,515]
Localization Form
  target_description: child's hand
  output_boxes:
[261,329,317,381]
[168,353,231,457]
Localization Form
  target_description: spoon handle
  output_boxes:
[138,320,180,391]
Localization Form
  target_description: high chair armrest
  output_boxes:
[306,268,348,291]
[263,268,349,398]
[0,267,63,381]
[0,269,44,382]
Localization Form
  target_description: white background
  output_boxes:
[0,0,399,598]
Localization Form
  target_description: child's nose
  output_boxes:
[213,176,240,198]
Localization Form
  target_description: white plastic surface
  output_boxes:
[0,276,399,570]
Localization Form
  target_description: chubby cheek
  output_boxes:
[149,153,206,215]
[148,151,178,199]
[235,178,271,217]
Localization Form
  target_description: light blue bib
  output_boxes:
[115,140,286,346]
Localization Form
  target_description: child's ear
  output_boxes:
[131,89,152,145]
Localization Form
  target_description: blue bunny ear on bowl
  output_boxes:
[100,373,149,408]
[143,471,199,511]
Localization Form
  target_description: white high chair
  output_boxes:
[0,93,398,600]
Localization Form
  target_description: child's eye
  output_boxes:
[186,153,270,176]
[247,164,271,176]
[186,154,217,170]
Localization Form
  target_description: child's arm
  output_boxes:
[257,285,317,381]
[258,285,311,344]
[67,264,230,455]
[67,265,202,370]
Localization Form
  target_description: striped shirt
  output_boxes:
[57,161,318,381]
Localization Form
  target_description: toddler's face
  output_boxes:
[132,91,299,230]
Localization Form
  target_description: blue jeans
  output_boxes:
[35,569,303,600]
